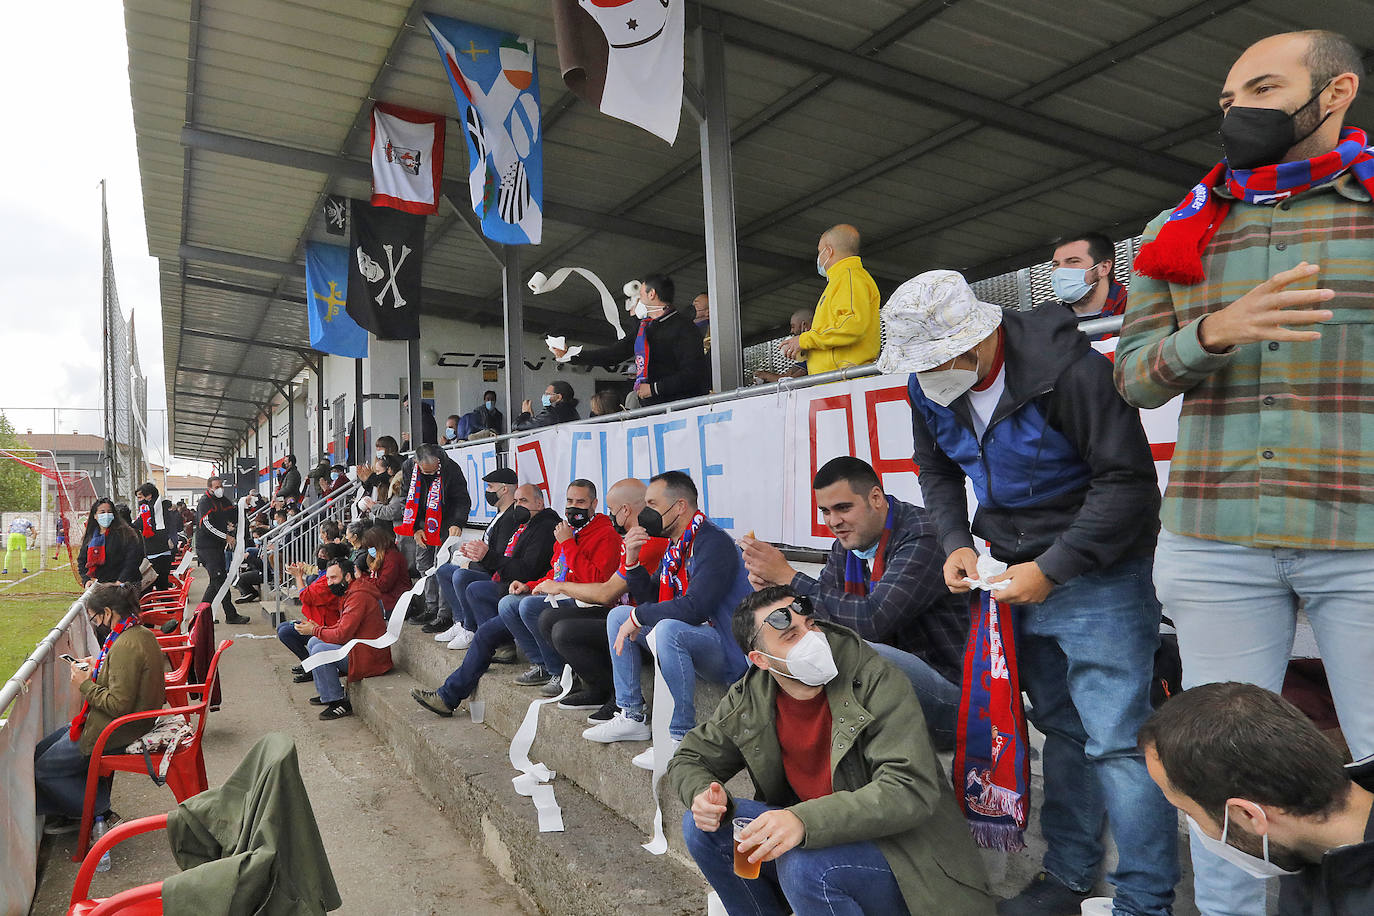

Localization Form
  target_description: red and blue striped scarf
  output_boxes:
[1136,126,1374,285]
[69,613,139,741]
[658,510,705,602]
[632,318,652,386]
[841,498,894,595]
[954,592,1030,851]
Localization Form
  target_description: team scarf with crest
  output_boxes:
[1135,126,1374,285]
[69,612,140,741]
[954,591,1031,851]
[657,510,705,602]
[397,469,443,546]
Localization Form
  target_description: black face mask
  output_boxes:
[91,616,112,643]
[565,507,591,530]
[317,557,328,572]
[1220,83,1331,171]
[328,580,349,597]
[637,504,677,539]
[509,505,531,526]
[610,511,628,536]
[484,490,502,507]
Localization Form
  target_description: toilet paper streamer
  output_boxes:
[642,627,674,855]
[528,267,625,340]
[509,664,574,832]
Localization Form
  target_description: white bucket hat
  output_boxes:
[876,269,1004,374]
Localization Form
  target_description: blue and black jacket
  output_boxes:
[908,306,1159,585]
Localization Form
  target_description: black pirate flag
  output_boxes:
[346,200,425,340]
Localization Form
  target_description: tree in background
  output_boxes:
[0,413,40,511]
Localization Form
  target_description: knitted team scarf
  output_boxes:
[658,510,706,602]
[491,522,528,582]
[632,318,652,386]
[841,497,895,595]
[69,613,139,741]
[137,500,165,538]
[397,470,443,546]
[1135,126,1374,285]
[954,591,1030,851]
[85,532,107,578]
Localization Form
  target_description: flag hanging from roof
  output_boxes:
[424,14,543,245]
[552,0,684,144]
[370,103,446,215]
[346,200,425,341]
[305,242,368,358]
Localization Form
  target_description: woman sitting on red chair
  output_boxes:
[36,583,165,833]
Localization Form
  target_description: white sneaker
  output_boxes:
[446,628,474,650]
[632,738,680,771]
[435,622,466,642]
[582,710,651,743]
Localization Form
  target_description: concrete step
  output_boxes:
[351,668,710,915]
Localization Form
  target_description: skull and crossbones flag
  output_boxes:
[345,199,425,340]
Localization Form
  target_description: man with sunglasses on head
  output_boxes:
[669,585,994,916]
[742,455,968,751]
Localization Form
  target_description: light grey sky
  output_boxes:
[0,2,211,476]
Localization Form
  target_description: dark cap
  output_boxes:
[482,467,518,485]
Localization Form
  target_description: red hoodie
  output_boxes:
[525,512,622,589]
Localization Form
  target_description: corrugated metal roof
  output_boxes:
[124,0,1374,459]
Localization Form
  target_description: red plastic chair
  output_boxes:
[73,639,234,861]
[68,815,167,915]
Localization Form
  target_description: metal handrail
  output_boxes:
[262,481,361,621]
[260,481,360,548]
[0,591,88,720]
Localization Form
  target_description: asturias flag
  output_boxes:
[424,13,543,245]
[305,241,367,358]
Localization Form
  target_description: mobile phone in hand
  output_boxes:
[60,654,90,670]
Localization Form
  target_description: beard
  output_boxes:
[1227,821,1310,871]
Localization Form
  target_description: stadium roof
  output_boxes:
[123,0,1374,460]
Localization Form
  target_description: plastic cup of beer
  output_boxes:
[732,817,761,879]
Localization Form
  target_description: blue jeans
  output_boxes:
[1155,528,1374,916]
[866,641,959,751]
[500,594,569,673]
[464,578,509,629]
[437,564,489,631]
[682,797,910,916]
[437,616,513,707]
[277,621,308,660]
[35,727,112,818]
[1017,555,1178,916]
[307,637,349,703]
[607,605,748,740]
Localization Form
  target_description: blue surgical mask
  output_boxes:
[816,253,828,278]
[330,472,341,481]
[367,546,378,558]
[96,512,114,528]
[1051,265,1099,304]
[541,394,553,408]
[851,541,879,562]
[444,427,457,440]
[485,399,496,410]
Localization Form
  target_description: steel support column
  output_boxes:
[266,400,275,492]
[501,246,525,434]
[354,359,364,464]
[315,365,325,467]
[407,342,423,451]
[694,12,744,393]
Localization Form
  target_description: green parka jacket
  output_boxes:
[666,621,995,915]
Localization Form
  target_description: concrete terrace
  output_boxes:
[32,563,1208,915]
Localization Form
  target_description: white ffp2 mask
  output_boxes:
[758,630,839,687]
[1186,812,1300,879]
[915,367,979,408]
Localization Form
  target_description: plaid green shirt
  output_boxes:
[1116,173,1374,550]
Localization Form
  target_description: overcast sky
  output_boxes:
[0,2,211,476]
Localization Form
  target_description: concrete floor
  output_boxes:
[30,612,533,916]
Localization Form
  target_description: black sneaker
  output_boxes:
[234,592,259,603]
[514,665,550,686]
[997,872,1090,916]
[319,699,352,720]
[225,612,251,625]
[491,644,518,665]
[293,671,314,684]
[421,615,454,634]
[586,699,619,724]
[290,665,305,677]
[308,695,328,706]
[559,688,607,711]
[42,815,80,836]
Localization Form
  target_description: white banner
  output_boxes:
[444,439,502,524]
[502,358,1178,551]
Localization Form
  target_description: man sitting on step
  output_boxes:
[497,478,623,694]
[431,467,524,648]
[669,585,996,916]
[580,471,750,763]
[536,478,670,732]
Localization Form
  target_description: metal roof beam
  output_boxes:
[175,365,294,387]
[180,328,317,359]
[175,393,267,408]
[177,125,808,273]
[708,8,1202,187]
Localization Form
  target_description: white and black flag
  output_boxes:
[346,199,425,340]
[323,195,349,236]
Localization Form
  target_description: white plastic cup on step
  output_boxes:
[1081,898,1115,916]
[706,891,727,916]
[468,686,485,724]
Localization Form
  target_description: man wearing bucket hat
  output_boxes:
[879,270,1178,916]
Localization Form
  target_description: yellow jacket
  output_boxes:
[798,255,881,374]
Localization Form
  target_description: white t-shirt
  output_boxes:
[967,365,1006,441]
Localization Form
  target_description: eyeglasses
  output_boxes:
[749,597,815,649]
